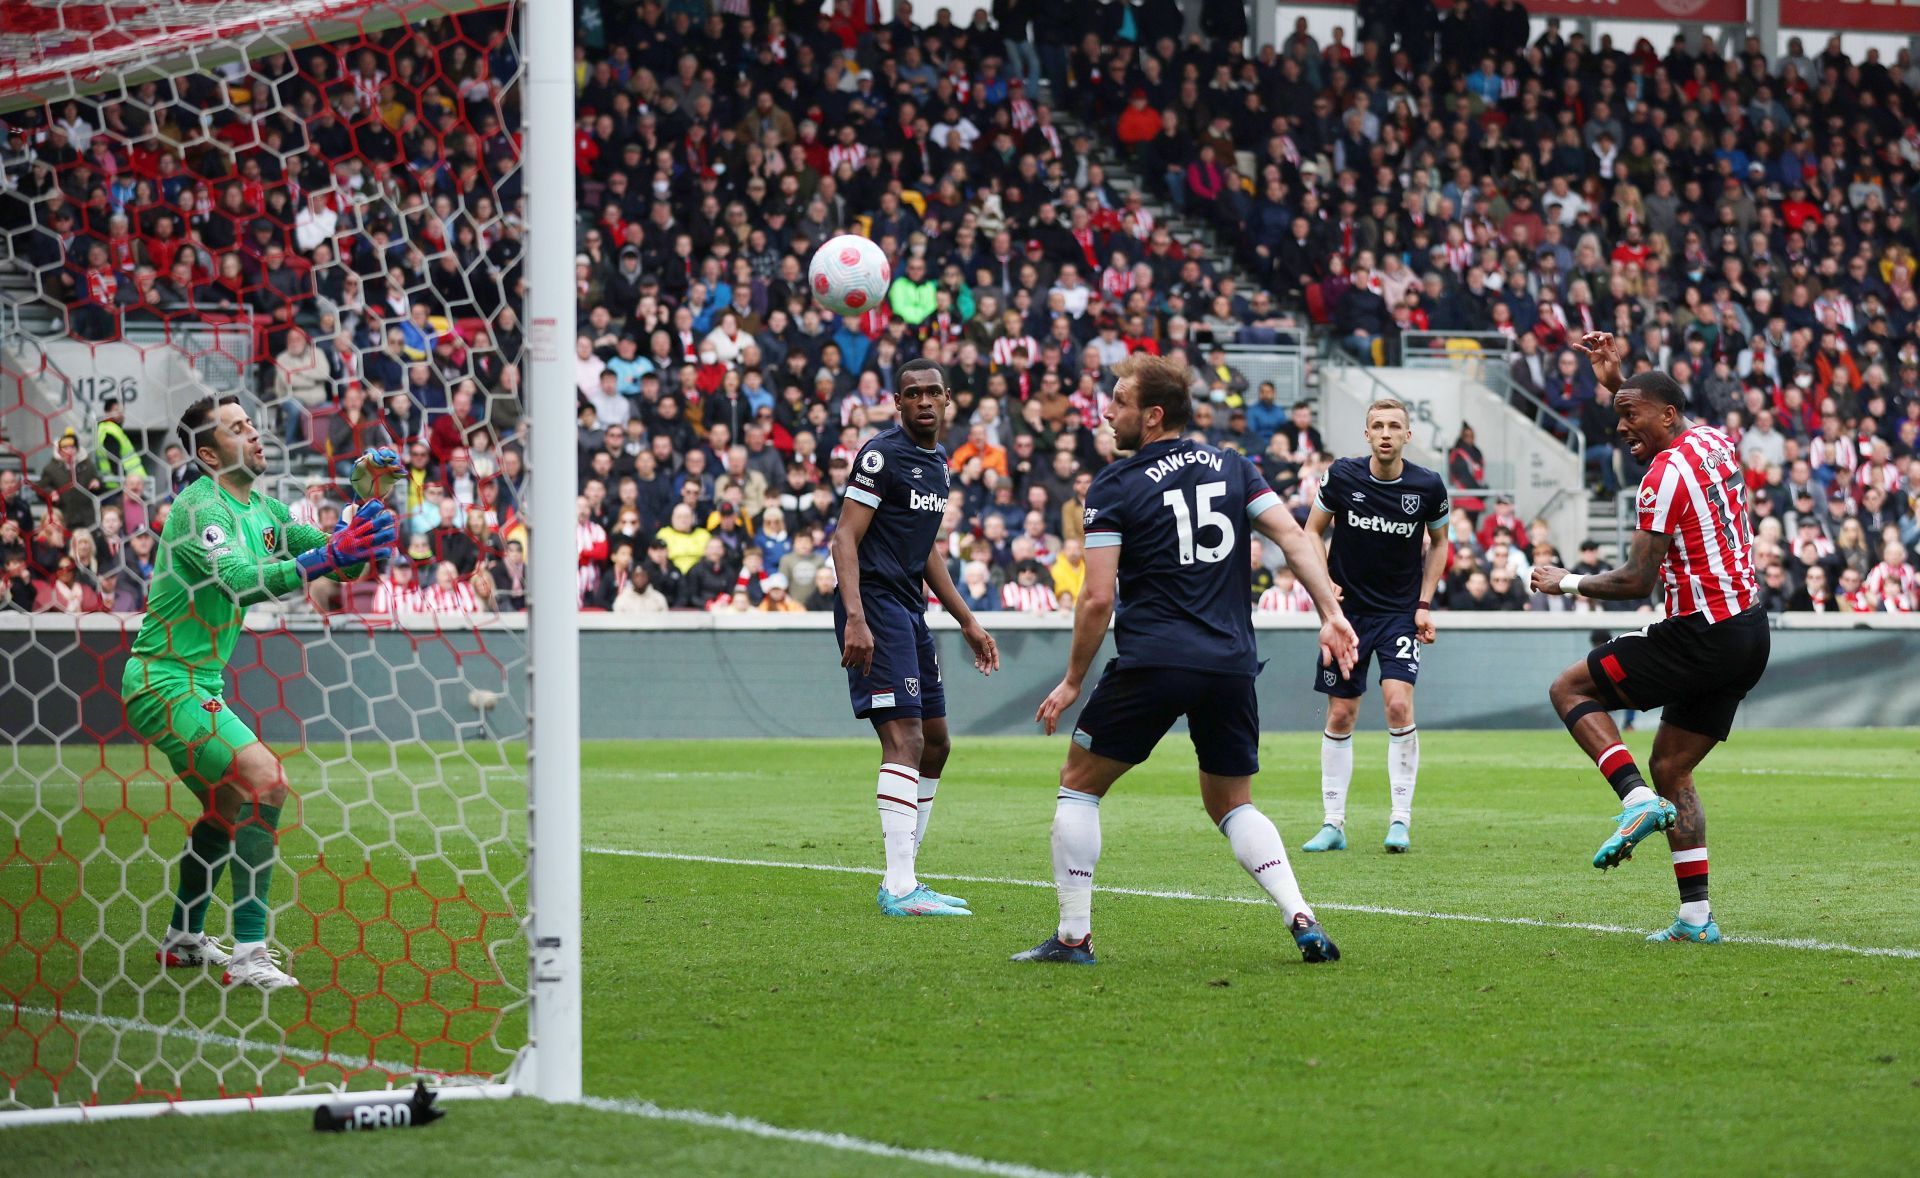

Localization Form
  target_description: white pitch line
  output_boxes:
[588,847,1920,961]
[7,1008,1097,1175]
[581,1096,1097,1178]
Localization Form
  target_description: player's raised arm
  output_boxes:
[830,495,877,674]
[1251,502,1358,676]
[1573,331,1624,393]
[1036,541,1117,735]
[924,546,998,674]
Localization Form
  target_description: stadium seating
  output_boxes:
[2,3,1917,618]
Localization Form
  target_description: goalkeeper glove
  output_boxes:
[296,501,398,581]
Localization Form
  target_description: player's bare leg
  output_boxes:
[1381,680,1418,851]
[1646,723,1721,943]
[1548,662,1674,870]
[220,742,298,990]
[1011,744,1128,962]
[872,716,966,915]
[1306,695,1358,851]
[1201,771,1339,962]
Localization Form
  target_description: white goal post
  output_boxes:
[0,0,578,1123]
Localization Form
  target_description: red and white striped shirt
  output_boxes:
[1634,425,1759,622]
[577,520,607,602]
[991,333,1038,368]
[420,580,481,613]
[1257,582,1314,612]
[1864,561,1918,612]
[1808,435,1857,477]
[826,142,867,173]
[1001,580,1059,613]
[1852,461,1904,500]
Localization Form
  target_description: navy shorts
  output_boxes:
[835,593,946,723]
[1315,612,1420,698]
[1072,661,1261,777]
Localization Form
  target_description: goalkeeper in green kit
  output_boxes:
[125,395,400,990]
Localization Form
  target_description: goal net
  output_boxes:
[1,0,565,1117]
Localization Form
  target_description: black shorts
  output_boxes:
[1587,606,1770,742]
[1071,661,1261,777]
[834,594,946,723]
[1314,612,1419,698]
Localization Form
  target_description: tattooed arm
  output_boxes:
[1530,530,1670,601]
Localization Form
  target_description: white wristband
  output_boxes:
[1560,573,1583,596]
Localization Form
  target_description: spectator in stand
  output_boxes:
[35,555,107,613]
[38,430,103,531]
[2,550,33,612]
[1448,425,1487,518]
[1476,497,1530,552]
[1000,558,1058,613]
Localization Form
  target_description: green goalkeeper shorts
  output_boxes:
[122,657,259,792]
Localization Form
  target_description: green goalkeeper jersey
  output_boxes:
[128,476,332,689]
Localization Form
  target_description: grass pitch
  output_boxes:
[8,729,1920,1175]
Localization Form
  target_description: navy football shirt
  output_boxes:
[1082,438,1280,676]
[1314,456,1450,616]
[844,425,949,612]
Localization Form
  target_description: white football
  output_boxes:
[809,234,891,317]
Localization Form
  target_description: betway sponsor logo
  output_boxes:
[1144,449,1224,482]
[910,490,948,512]
[1345,510,1418,536]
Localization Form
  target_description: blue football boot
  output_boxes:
[1291,915,1341,963]
[917,883,969,908]
[1010,934,1097,964]
[1383,820,1411,853]
[1592,797,1677,869]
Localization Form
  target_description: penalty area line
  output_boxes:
[588,847,1920,961]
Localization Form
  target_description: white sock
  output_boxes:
[1388,724,1418,825]
[877,763,920,898]
[1621,784,1657,807]
[1052,787,1102,942]
[914,775,939,850]
[1320,730,1353,828]
[1220,804,1312,924]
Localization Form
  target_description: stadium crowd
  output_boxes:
[3,0,1919,617]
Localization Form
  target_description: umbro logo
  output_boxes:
[910,466,923,479]
[1351,491,1366,502]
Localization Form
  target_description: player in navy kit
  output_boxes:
[832,359,1000,917]
[1013,354,1358,966]
[1302,399,1451,854]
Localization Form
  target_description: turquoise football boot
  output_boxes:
[918,883,969,909]
[1383,820,1411,853]
[877,883,970,916]
[1302,824,1347,852]
[1647,917,1722,944]
[1592,797,1677,869]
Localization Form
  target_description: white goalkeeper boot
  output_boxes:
[221,942,299,991]
[157,929,233,969]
